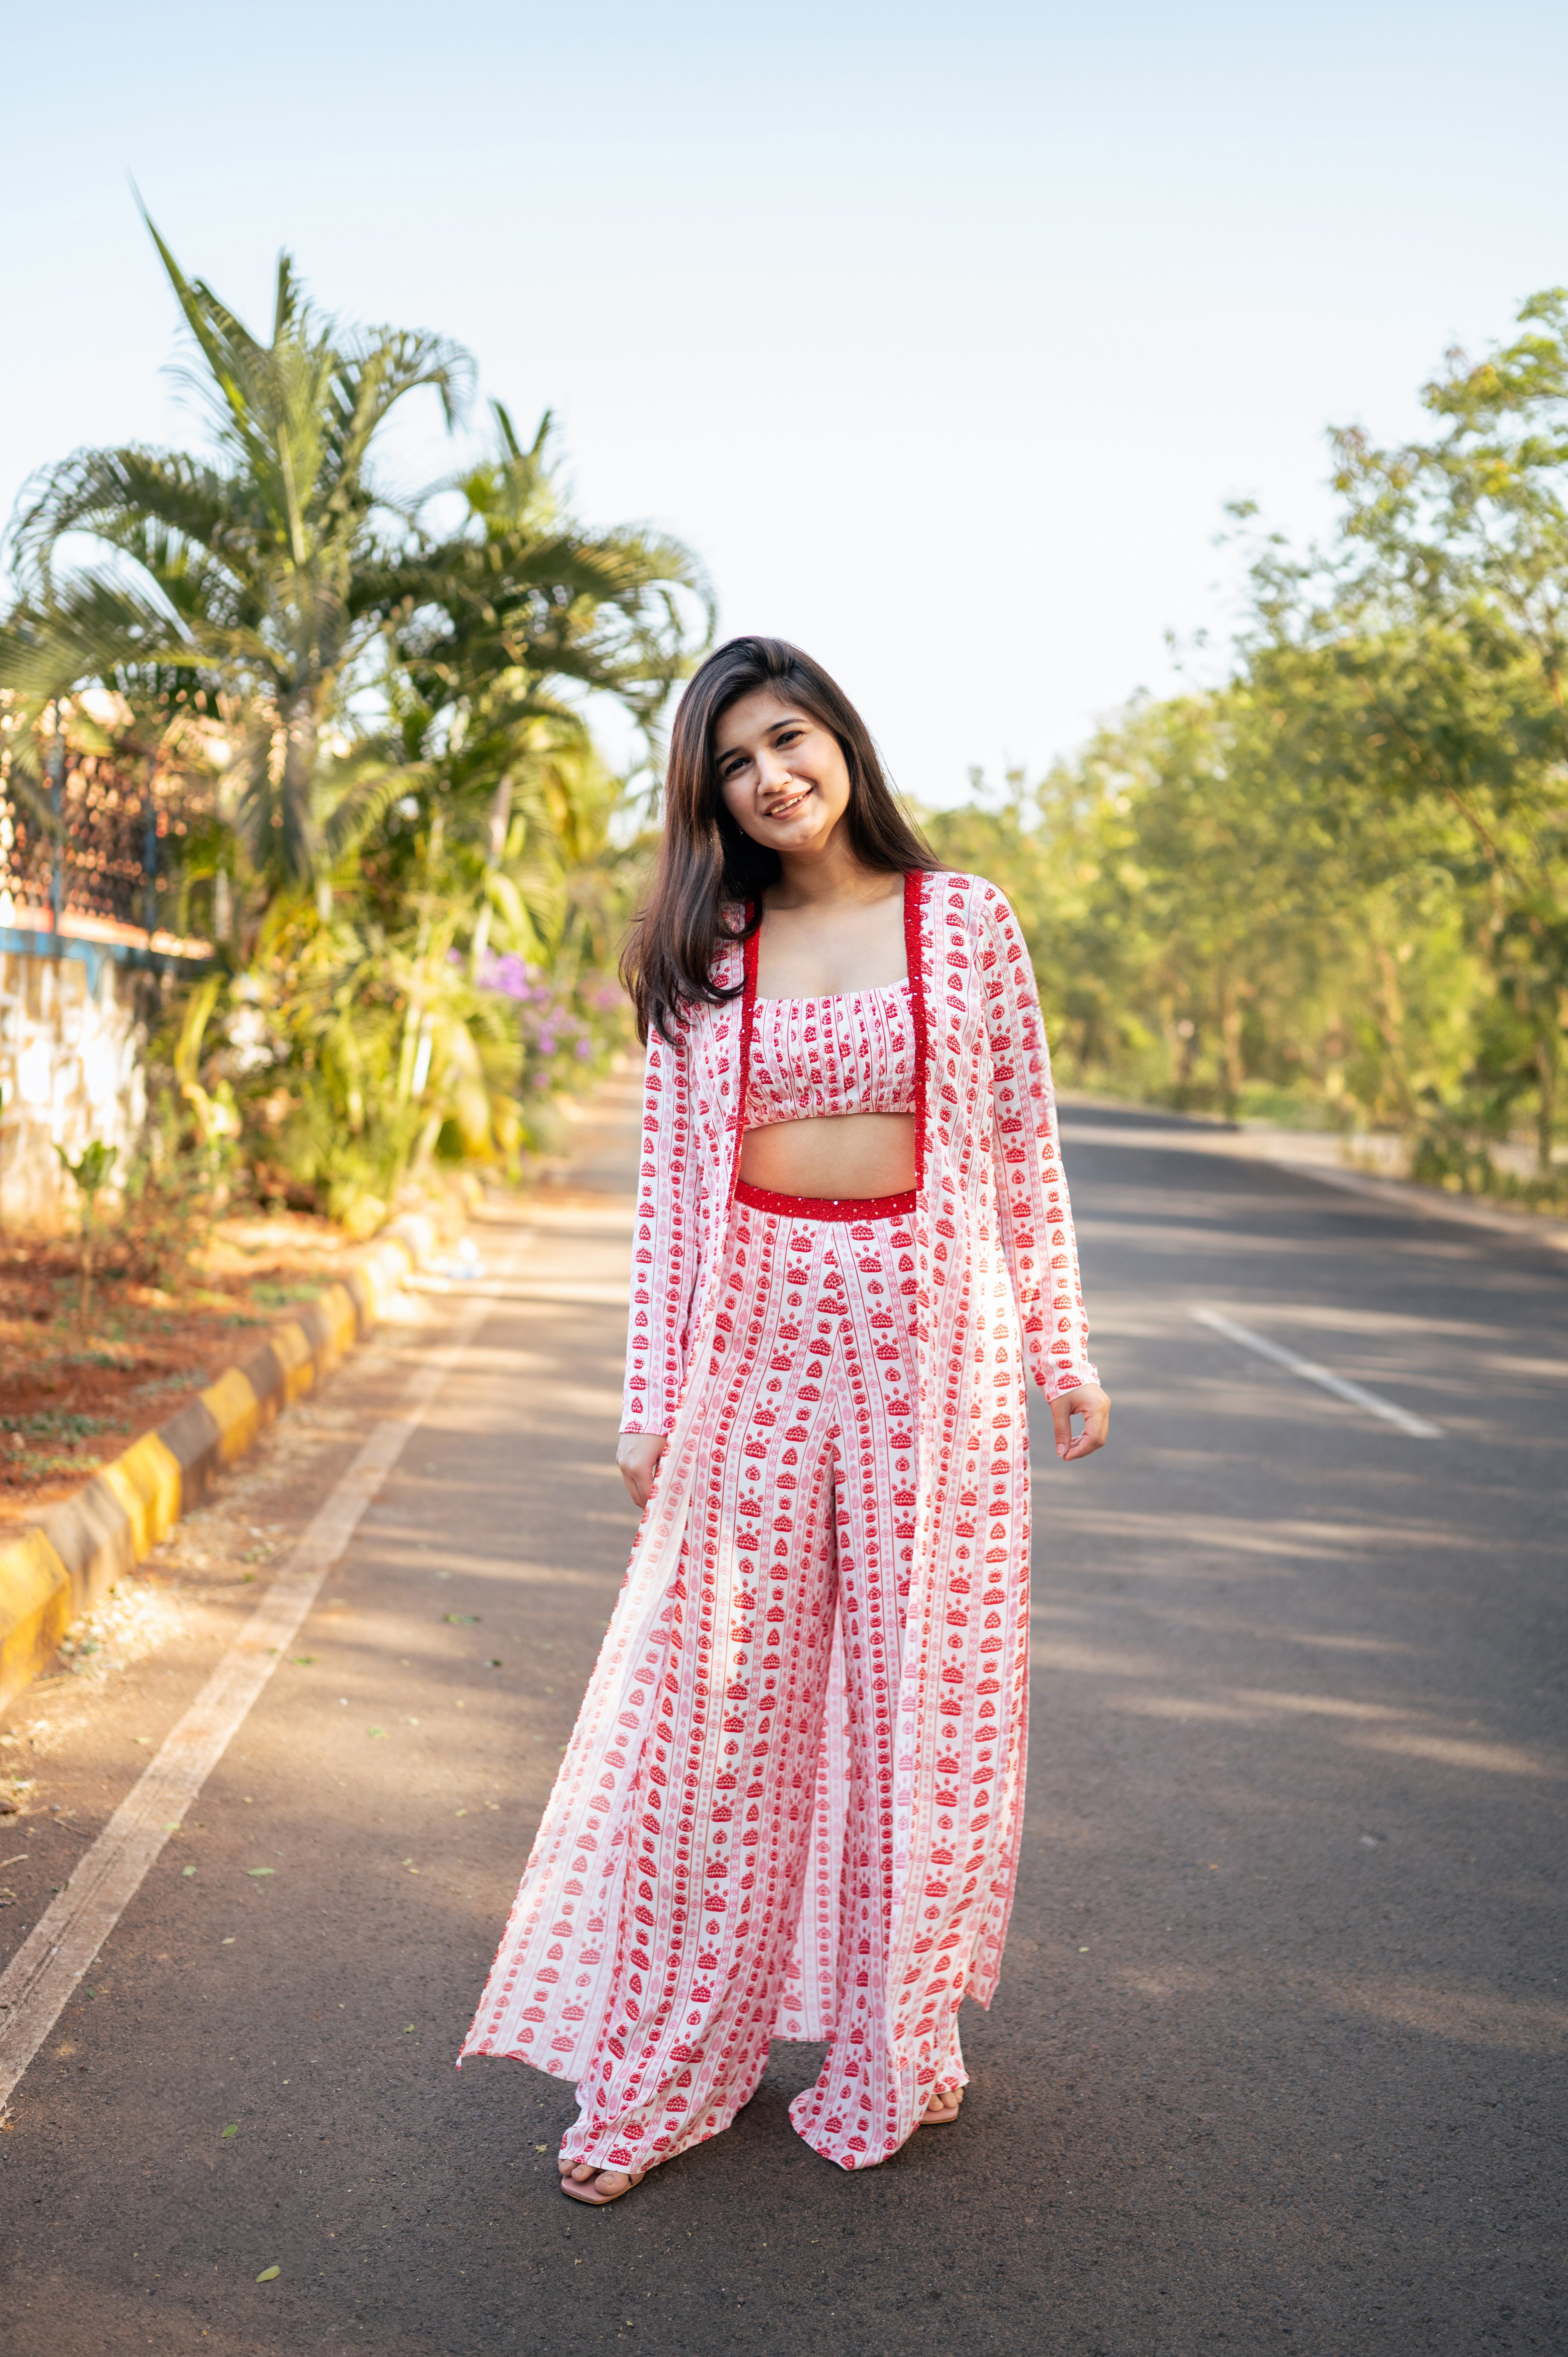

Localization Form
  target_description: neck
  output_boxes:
[771,828,897,911]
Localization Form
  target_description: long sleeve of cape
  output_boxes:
[975,884,1098,1401]
[621,1025,703,1433]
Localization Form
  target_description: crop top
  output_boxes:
[743,979,916,1130]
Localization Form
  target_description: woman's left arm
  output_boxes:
[975,884,1110,1463]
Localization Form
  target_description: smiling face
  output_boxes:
[714,688,853,860]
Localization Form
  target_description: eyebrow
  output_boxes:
[717,714,809,760]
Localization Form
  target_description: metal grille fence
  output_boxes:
[0,754,207,937]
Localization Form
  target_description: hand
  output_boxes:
[1049,1382,1110,1464]
[617,1430,669,1510]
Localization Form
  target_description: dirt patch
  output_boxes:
[0,1210,353,1539]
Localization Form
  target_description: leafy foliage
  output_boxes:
[1,218,709,1233]
[927,289,1568,1198]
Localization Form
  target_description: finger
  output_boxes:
[1063,1399,1109,1460]
[1048,1393,1074,1461]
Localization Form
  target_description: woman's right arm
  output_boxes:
[620,1023,701,1502]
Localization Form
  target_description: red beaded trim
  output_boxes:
[734,875,928,1226]
[904,869,929,1191]
[734,1179,917,1222]
[729,910,761,1218]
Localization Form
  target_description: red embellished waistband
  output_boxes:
[733,1178,917,1223]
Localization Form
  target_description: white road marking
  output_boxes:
[410,1277,629,1306]
[0,1295,493,2108]
[1193,1308,1443,1438]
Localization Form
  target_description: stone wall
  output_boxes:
[0,942,157,1233]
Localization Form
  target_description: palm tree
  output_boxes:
[393,398,707,744]
[4,213,709,920]
[6,219,467,908]
[0,212,710,1223]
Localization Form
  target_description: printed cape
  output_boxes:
[460,870,1096,2108]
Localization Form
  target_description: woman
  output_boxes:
[460,637,1109,2202]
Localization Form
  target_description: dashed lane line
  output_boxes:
[1193,1307,1443,1438]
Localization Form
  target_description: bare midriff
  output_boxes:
[739,1111,917,1199]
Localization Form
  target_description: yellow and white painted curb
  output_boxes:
[0,1213,440,1715]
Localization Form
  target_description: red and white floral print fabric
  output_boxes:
[460,871,1096,2162]
[743,979,916,1130]
[558,1198,964,2176]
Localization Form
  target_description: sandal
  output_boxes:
[918,2080,964,2127]
[559,2157,646,2206]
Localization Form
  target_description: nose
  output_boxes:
[758,751,797,796]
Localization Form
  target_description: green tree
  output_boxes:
[1260,290,1568,1168]
[2,216,710,1224]
[6,219,470,912]
[927,685,1483,1134]
[4,216,708,928]
[930,294,1568,1195]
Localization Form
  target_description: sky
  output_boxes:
[6,0,1568,804]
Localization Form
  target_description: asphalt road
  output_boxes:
[0,1085,1563,2357]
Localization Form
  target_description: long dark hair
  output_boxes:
[622,636,938,1044]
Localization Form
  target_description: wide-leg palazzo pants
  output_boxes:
[560,1185,966,2177]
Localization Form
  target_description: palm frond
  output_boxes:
[319,739,436,861]
[328,330,474,495]
[0,579,196,739]
[139,198,283,471]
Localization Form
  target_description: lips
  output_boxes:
[761,787,813,820]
